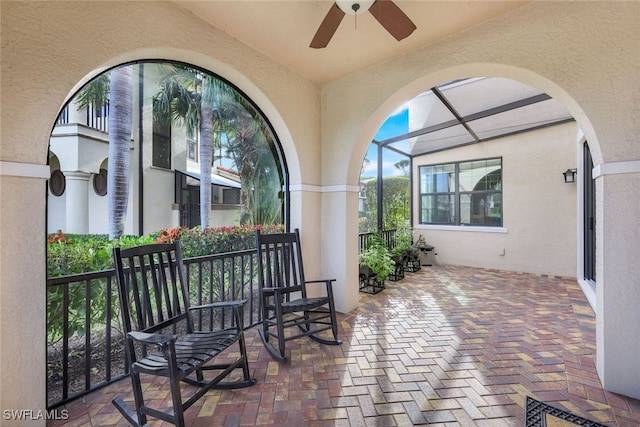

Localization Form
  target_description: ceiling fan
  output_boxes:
[310,0,416,49]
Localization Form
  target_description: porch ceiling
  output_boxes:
[172,1,528,85]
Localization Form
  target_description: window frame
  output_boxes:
[152,99,172,170]
[418,157,503,227]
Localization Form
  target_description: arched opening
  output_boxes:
[353,70,594,300]
[45,59,291,408]
[47,60,289,238]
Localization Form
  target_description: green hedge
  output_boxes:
[47,224,284,277]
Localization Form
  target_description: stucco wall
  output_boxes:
[412,123,578,277]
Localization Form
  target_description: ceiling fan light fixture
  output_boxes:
[336,0,375,15]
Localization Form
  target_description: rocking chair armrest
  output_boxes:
[305,279,337,292]
[128,331,176,346]
[305,279,336,285]
[262,285,304,296]
[189,299,248,312]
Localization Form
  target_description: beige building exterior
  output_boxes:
[412,121,578,279]
[1,2,639,424]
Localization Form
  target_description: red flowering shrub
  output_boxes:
[151,224,284,257]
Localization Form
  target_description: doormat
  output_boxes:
[525,396,607,427]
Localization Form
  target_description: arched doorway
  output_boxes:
[357,75,581,279]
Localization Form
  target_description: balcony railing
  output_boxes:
[55,102,109,133]
[358,229,397,253]
[46,248,260,409]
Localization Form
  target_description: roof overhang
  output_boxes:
[175,169,241,189]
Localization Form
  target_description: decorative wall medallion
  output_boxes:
[93,169,108,196]
[49,170,66,196]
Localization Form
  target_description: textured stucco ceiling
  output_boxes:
[173,1,527,85]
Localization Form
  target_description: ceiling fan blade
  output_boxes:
[310,3,345,49]
[369,0,416,41]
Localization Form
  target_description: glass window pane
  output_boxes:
[420,164,455,193]
[459,159,501,192]
[420,194,455,224]
[461,192,502,225]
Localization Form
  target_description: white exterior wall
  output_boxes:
[1,1,640,422]
[413,122,578,278]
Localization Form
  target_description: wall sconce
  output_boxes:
[563,168,577,183]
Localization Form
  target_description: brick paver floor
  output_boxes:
[51,265,640,426]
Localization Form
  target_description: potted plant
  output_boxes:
[391,226,420,273]
[359,233,395,293]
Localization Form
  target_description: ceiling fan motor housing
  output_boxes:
[336,0,375,15]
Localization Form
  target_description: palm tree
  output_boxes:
[75,66,133,239]
[153,65,231,229]
[221,107,281,225]
[154,63,282,228]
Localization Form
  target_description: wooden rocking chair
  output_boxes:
[256,229,341,362]
[112,242,256,427]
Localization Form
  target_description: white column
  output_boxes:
[320,185,361,313]
[594,161,640,400]
[63,171,91,233]
[0,162,49,427]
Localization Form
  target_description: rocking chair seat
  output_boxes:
[267,295,328,311]
[130,328,243,377]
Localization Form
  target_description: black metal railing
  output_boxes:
[46,248,260,409]
[54,103,109,132]
[358,229,397,253]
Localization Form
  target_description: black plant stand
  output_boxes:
[388,260,405,281]
[359,265,385,294]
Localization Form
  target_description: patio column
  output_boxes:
[594,161,640,400]
[63,171,91,234]
[0,161,49,426]
[321,185,361,313]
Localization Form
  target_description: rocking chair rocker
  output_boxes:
[256,229,341,362]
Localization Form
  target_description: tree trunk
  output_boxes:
[107,67,133,239]
[199,95,213,229]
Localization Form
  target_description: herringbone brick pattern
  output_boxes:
[51,265,640,426]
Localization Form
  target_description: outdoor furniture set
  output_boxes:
[111,229,341,426]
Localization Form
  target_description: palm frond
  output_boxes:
[76,74,110,110]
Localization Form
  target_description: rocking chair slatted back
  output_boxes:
[258,230,306,296]
[114,243,191,336]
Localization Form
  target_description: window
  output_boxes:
[419,157,502,226]
[187,139,197,162]
[152,100,171,169]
